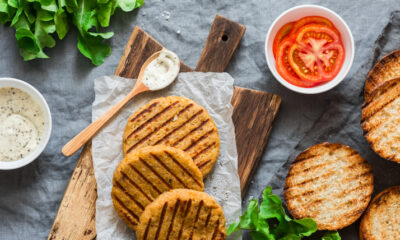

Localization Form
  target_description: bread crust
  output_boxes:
[111,145,204,230]
[123,96,220,177]
[364,50,400,102]
[359,186,400,240]
[361,78,400,163]
[136,189,226,240]
[285,142,374,230]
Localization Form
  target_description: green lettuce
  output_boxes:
[0,0,143,65]
[228,186,341,240]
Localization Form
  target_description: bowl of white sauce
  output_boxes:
[0,78,52,170]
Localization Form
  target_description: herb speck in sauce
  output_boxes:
[0,87,45,161]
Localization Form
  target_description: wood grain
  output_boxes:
[232,87,281,194]
[48,15,280,240]
[48,143,97,240]
[195,15,246,72]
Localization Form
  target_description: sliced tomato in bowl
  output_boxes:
[273,22,294,58]
[288,24,345,82]
[289,16,339,37]
[275,37,316,88]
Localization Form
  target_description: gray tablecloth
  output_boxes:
[1,0,400,239]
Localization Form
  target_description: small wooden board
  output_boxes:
[48,15,281,240]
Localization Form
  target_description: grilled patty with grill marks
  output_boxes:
[364,50,400,103]
[136,189,226,240]
[123,96,220,177]
[360,186,400,240]
[111,145,204,231]
[285,142,374,230]
[362,78,400,163]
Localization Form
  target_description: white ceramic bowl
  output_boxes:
[0,78,52,170]
[265,5,355,94]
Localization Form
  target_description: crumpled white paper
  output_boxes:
[92,72,242,240]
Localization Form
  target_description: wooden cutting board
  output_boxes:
[48,15,281,240]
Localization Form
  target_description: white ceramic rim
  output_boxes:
[265,4,355,94]
[0,78,52,170]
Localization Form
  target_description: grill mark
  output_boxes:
[150,153,188,188]
[143,218,151,240]
[113,195,139,221]
[302,182,372,211]
[191,142,216,160]
[184,129,214,151]
[343,207,365,218]
[130,102,158,122]
[337,195,371,210]
[114,181,145,210]
[364,80,399,105]
[286,161,370,189]
[287,163,372,199]
[342,181,373,196]
[154,203,168,239]
[204,209,212,229]
[293,155,317,165]
[288,152,360,177]
[164,151,203,187]
[295,144,343,163]
[188,201,203,240]
[128,163,162,194]
[177,200,192,240]
[120,171,153,202]
[362,93,400,122]
[154,107,203,145]
[166,199,180,240]
[127,101,179,139]
[197,159,211,169]
[127,114,176,153]
[172,119,209,147]
[139,157,172,189]
[211,219,220,240]
[363,110,400,136]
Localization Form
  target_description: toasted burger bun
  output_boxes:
[360,186,400,240]
[285,142,374,230]
[364,50,400,102]
[361,78,400,163]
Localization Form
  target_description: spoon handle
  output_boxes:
[62,84,148,157]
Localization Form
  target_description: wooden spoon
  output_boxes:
[62,50,180,157]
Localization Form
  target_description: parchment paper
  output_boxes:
[92,72,242,239]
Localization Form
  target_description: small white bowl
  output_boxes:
[0,78,52,170]
[265,5,355,94]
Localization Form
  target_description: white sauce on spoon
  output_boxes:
[142,50,180,90]
[0,87,45,161]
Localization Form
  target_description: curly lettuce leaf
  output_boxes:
[0,0,16,24]
[1,0,143,65]
[227,186,340,240]
[54,8,67,38]
[70,0,114,65]
[322,231,341,240]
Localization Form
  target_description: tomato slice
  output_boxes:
[275,37,316,87]
[289,16,339,37]
[288,24,345,82]
[273,22,294,58]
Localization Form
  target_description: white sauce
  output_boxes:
[142,50,180,90]
[0,87,44,161]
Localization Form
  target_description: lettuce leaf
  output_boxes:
[228,186,340,240]
[0,0,143,65]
